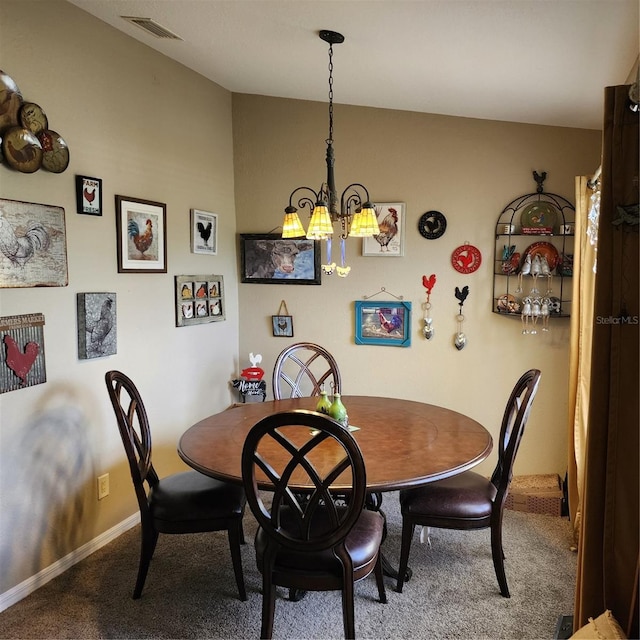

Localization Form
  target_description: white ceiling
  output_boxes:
[66,0,639,130]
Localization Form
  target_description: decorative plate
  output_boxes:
[19,102,48,134]
[522,241,560,271]
[0,70,23,133]
[497,294,520,314]
[451,242,482,274]
[37,129,69,173]
[520,201,558,231]
[1,126,42,172]
[418,210,447,239]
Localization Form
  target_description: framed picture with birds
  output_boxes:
[174,274,225,327]
[75,175,102,216]
[77,293,116,359]
[115,195,167,273]
[191,209,218,255]
[362,202,406,257]
[354,300,412,347]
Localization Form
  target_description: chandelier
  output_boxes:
[281,30,379,250]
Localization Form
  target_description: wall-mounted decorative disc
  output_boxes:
[418,210,447,239]
[451,242,482,274]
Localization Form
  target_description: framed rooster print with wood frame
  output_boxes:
[76,175,102,215]
[191,209,218,255]
[362,202,406,257]
[115,195,167,273]
[354,300,411,347]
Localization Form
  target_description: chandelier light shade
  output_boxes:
[281,30,379,245]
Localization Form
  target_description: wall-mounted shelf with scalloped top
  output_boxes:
[493,172,575,332]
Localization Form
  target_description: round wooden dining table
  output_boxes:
[178,395,493,493]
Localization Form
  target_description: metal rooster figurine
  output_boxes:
[454,285,469,350]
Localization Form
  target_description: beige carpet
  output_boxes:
[0,493,576,639]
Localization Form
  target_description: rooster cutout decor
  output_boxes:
[453,285,470,350]
[451,242,482,274]
[77,293,117,359]
[0,313,46,394]
[231,352,266,403]
[421,274,437,340]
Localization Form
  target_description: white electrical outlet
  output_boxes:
[98,473,110,500]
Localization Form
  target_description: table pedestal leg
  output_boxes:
[366,492,412,582]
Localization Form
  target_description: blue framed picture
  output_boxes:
[354,300,411,347]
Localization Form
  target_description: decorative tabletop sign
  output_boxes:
[231,353,266,403]
[0,313,46,393]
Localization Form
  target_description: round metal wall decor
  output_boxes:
[451,242,482,274]
[418,210,447,239]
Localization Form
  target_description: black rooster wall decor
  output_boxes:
[197,221,212,246]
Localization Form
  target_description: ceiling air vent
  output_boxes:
[121,17,182,40]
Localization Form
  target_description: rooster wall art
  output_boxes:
[0,199,68,288]
[191,211,217,254]
[364,204,405,256]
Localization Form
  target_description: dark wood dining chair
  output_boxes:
[105,370,247,601]
[272,342,341,399]
[242,409,386,639]
[396,368,541,597]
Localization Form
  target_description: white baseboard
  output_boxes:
[0,512,140,613]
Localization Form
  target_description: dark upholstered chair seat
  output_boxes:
[396,369,541,598]
[151,471,246,530]
[255,506,384,576]
[242,410,386,639]
[105,370,247,601]
[400,472,497,524]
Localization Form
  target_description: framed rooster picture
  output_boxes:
[115,195,167,273]
[191,209,218,255]
[362,202,406,257]
[354,300,411,347]
[76,175,102,216]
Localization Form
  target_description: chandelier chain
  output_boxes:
[327,43,334,144]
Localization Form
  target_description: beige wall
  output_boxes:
[0,1,239,594]
[232,94,600,477]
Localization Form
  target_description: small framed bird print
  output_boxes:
[362,202,405,257]
[76,175,102,216]
[191,209,218,255]
[115,195,167,273]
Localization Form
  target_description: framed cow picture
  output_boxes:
[239,234,321,285]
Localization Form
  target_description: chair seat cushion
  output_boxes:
[255,506,384,575]
[400,471,497,522]
[150,471,245,524]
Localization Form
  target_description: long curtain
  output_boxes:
[567,176,599,548]
[573,85,639,637]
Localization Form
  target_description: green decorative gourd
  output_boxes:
[328,393,348,427]
[315,389,331,415]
